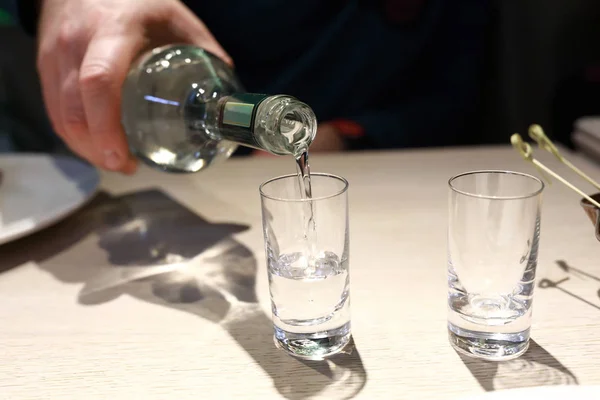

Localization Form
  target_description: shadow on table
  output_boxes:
[0,188,367,400]
[537,260,600,311]
[556,259,600,283]
[459,340,578,391]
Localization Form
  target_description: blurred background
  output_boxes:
[1,0,600,158]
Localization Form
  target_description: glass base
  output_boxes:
[274,322,351,360]
[448,322,530,361]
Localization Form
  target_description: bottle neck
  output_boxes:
[218,93,316,157]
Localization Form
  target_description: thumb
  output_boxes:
[169,2,234,66]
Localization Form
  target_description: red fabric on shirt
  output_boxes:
[383,0,426,23]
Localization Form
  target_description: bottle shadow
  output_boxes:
[458,339,578,391]
[0,189,367,400]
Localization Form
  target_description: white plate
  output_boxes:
[0,154,100,245]
[461,385,600,400]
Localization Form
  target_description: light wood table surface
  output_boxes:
[1,145,600,399]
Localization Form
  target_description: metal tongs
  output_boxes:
[511,124,600,241]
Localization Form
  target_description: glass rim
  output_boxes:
[448,170,544,200]
[259,172,349,202]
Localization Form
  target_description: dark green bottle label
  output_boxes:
[221,93,269,131]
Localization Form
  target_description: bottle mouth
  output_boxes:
[277,102,317,156]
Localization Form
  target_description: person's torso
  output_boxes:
[185,0,444,121]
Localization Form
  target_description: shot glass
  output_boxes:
[259,173,351,360]
[447,170,544,360]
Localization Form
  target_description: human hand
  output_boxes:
[37,0,232,173]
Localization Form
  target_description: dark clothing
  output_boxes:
[8,0,490,149]
[189,0,490,148]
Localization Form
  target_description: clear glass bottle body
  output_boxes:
[122,45,316,173]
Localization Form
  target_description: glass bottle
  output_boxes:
[122,44,317,173]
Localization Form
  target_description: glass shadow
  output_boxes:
[0,189,367,399]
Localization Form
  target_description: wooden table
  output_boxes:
[1,146,600,399]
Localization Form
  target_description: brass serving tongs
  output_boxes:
[511,125,600,241]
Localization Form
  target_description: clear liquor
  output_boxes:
[122,45,316,173]
[269,251,351,359]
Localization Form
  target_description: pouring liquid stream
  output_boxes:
[295,149,318,273]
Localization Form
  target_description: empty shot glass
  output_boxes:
[447,170,544,360]
[259,173,351,360]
